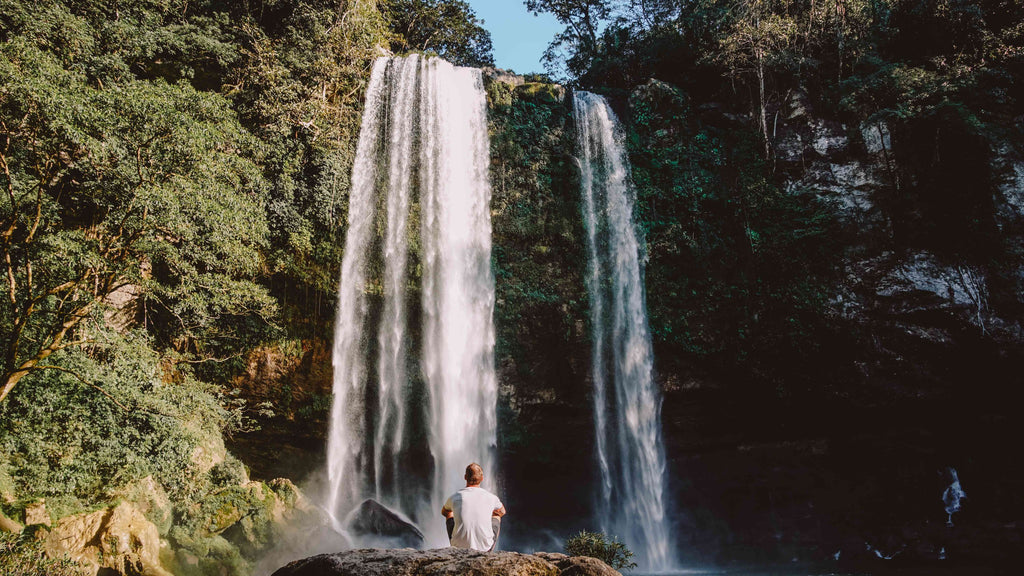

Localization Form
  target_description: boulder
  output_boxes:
[0,509,23,533]
[24,499,50,526]
[169,478,322,576]
[532,552,621,576]
[345,499,424,548]
[117,475,174,536]
[45,502,173,576]
[270,547,621,576]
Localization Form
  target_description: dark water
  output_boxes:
[631,564,1017,576]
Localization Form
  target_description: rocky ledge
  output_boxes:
[271,547,620,576]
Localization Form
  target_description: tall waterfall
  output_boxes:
[574,91,673,570]
[325,55,497,548]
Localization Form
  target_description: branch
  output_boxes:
[29,364,131,412]
[4,247,14,305]
[0,136,16,210]
[174,351,244,365]
[0,298,99,403]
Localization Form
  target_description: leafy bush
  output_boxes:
[0,531,81,576]
[564,530,637,571]
[0,329,232,516]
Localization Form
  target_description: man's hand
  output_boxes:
[491,505,506,518]
[441,506,453,519]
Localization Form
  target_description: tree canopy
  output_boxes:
[385,0,495,67]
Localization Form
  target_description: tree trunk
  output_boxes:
[0,300,96,403]
[757,49,770,159]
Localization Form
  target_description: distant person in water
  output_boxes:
[441,462,506,551]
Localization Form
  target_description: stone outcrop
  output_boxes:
[346,499,425,548]
[532,553,621,576]
[0,509,22,533]
[24,499,49,526]
[270,548,620,576]
[226,339,333,482]
[169,478,321,575]
[44,502,173,576]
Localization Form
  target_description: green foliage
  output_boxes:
[564,529,637,571]
[385,0,494,67]
[487,76,587,386]
[169,480,294,575]
[628,79,841,386]
[0,0,282,403]
[0,330,232,515]
[526,0,611,79]
[0,531,82,576]
[523,0,1024,385]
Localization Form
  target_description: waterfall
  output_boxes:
[574,91,673,570]
[325,55,497,548]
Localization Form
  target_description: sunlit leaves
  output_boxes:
[385,0,495,67]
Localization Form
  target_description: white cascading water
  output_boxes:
[574,91,673,570]
[325,55,497,548]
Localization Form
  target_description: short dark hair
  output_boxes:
[465,463,484,485]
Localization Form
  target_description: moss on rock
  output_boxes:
[170,479,309,576]
[515,82,566,104]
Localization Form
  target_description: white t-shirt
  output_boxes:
[444,486,503,551]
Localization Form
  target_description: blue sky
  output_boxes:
[464,1,564,74]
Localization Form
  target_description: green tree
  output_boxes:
[526,0,612,78]
[385,0,494,67]
[717,0,798,158]
[0,2,276,402]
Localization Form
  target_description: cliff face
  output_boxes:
[483,74,1024,564]
[229,72,1024,567]
[635,79,1024,565]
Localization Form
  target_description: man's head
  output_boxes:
[464,463,484,486]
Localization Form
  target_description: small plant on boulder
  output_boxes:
[564,529,637,571]
[0,531,82,576]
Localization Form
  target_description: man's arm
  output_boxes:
[441,505,453,519]
[492,505,506,518]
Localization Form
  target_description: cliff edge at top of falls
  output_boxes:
[270,547,621,576]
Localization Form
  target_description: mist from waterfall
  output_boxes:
[574,90,674,571]
[324,54,497,548]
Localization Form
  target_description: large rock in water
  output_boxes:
[270,547,621,576]
[345,499,424,548]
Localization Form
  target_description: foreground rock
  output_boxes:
[271,547,620,576]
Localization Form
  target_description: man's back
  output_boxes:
[445,486,503,551]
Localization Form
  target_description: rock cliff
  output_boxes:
[225,73,1024,569]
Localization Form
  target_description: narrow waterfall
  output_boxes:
[574,91,673,570]
[325,54,497,548]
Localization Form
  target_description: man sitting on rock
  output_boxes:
[441,463,506,551]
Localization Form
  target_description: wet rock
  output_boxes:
[169,478,320,575]
[270,547,620,576]
[346,499,424,548]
